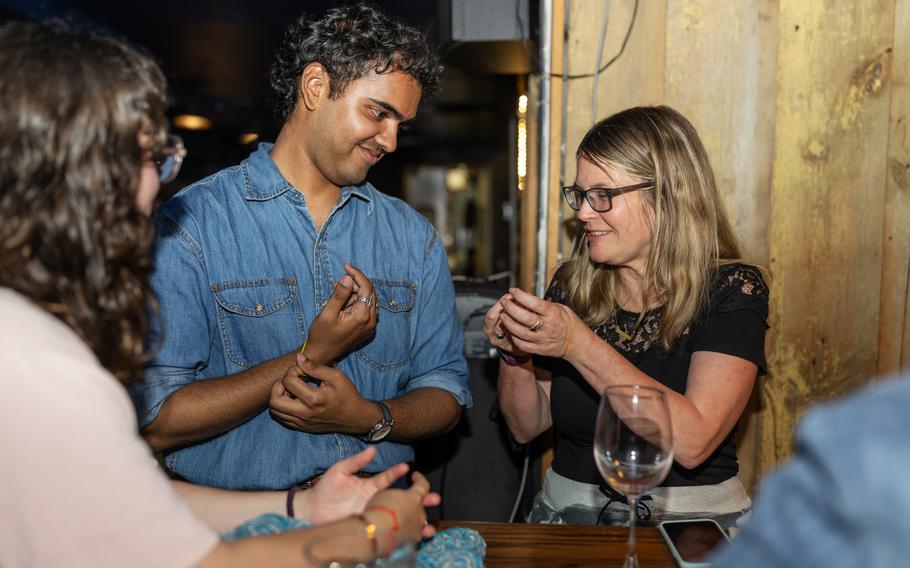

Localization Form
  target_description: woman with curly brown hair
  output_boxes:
[484,106,768,530]
[0,20,435,568]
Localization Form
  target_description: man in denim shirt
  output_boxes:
[131,4,472,490]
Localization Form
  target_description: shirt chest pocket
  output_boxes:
[211,277,304,369]
[355,280,416,372]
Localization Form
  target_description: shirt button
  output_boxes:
[389,300,397,307]
[255,304,263,313]
[321,300,328,307]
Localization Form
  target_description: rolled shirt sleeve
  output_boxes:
[403,229,472,407]
[130,211,216,428]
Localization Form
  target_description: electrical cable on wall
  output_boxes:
[517,0,639,81]
[590,2,610,128]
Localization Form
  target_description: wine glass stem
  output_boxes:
[626,495,639,568]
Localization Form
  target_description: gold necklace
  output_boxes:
[612,324,633,341]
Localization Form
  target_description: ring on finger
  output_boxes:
[529,318,543,332]
[495,331,506,340]
[356,295,374,308]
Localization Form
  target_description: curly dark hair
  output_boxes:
[0,21,167,383]
[270,2,443,122]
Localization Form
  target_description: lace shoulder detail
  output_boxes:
[709,263,769,320]
[544,264,661,355]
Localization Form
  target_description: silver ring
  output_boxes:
[529,318,543,332]
[357,295,373,308]
[495,332,506,340]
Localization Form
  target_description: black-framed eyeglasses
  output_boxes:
[151,134,187,184]
[561,181,653,213]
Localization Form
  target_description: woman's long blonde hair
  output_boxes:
[560,105,741,347]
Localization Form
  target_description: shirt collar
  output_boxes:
[241,142,374,204]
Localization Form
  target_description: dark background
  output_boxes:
[0,1,532,280]
[0,0,541,522]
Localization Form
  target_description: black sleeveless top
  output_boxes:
[538,263,769,487]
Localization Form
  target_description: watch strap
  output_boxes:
[365,400,394,443]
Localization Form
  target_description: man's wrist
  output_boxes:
[300,339,333,366]
[349,397,384,435]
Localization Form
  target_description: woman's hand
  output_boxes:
[364,471,440,550]
[294,446,410,526]
[482,294,528,356]
[499,288,579,359]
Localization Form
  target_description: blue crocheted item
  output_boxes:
[221,513,310,541]
[415,526,485,567]
[221,514,486,566]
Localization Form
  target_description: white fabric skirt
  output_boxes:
[528,468,751,531]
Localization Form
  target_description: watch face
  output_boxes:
[369,424,392,442]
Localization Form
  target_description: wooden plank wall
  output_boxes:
[880,0,910,376]
[529,0,908,485]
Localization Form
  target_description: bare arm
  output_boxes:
[496,362,553,444]
[144,266,377,453]
[173,446,416,532]
[502,288,757,469]
[195,471,437,568]
[381,386,462,441]
[269,354,462,440]
[567,333,756,469]
[482,294,553,443]
[144,350,298,452]
[173,480,287,533]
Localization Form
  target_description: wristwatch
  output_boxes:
[364,400,394,443]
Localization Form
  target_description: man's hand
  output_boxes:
[269,353,375,433]
[304,263,377,365]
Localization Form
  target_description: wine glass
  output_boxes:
[594,385,674,568]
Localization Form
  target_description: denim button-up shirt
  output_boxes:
[131,143,472,490]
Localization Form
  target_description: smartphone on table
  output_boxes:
[658,518,730,567]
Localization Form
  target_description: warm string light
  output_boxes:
[173,114,212,131]
[517,94,528,191]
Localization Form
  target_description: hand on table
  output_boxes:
[304,263,377,365]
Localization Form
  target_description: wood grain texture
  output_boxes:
[665,0,777,266]
[436,521,676,567]
[523,0,906,493]
[663,0,779,493]
[879,0,910,376]
[765,0,895,467]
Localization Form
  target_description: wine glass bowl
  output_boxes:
[594,385,673,568]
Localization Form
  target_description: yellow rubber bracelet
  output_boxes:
[296,339,308,377]
[354,514,379,557]
[560,323,573,359]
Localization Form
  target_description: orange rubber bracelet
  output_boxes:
[365,505,400,531]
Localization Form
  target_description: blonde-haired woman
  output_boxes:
[484,106,768,529]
